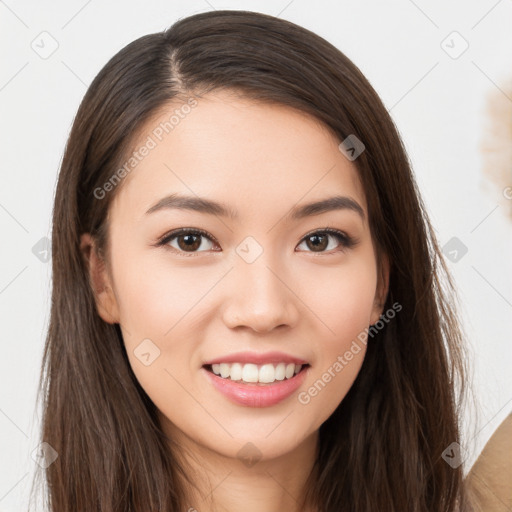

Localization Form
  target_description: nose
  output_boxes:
[222,257,300,334]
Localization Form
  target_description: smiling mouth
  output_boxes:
[203,362,310,385]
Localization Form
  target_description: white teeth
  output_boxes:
[209,362,305,383]
[230,363,242,381]
[275,363,286,381]
[259,364,275,383]
[219,363,230,378]
[242,363,259,383]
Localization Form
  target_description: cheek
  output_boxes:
[305,256,378,337]
[112,253,215,339]
[112,257,204,411]
[297,257,376,412]
[111,254,218,396]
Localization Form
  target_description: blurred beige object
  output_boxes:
[480,78,512,219]
[465,412,512,511]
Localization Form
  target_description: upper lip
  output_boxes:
[203,351,309,366]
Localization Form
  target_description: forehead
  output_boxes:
[109,90,367,223]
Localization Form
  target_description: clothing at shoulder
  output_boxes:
[465,412,512,512]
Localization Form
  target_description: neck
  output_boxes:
[161,416,319,512]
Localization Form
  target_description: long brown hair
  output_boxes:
[32,10,474,511]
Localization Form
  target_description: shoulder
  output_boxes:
[465,412,512,511]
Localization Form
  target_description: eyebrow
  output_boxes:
[145,193,365,221]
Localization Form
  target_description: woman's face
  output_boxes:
[86,90,388,462]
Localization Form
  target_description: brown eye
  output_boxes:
[296,229,355,254]
[176,233,203,251]
[158,227,356,256]
[304,233,329,252]
[159,229,217,255]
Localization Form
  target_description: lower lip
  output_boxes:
[202,366,309,408]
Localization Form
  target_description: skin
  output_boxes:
[81,89,389,512]
[466,412,512,511]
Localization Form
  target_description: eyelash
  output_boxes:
[155,227,358,257]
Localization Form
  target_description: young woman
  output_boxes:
[33,10,475,512]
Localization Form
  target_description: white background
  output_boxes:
[1,1,511,510]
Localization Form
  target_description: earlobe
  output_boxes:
[80,233,120,324]
[370,252,391,325]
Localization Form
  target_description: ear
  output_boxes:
[370,252,390,325]
[80,233,120,324]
